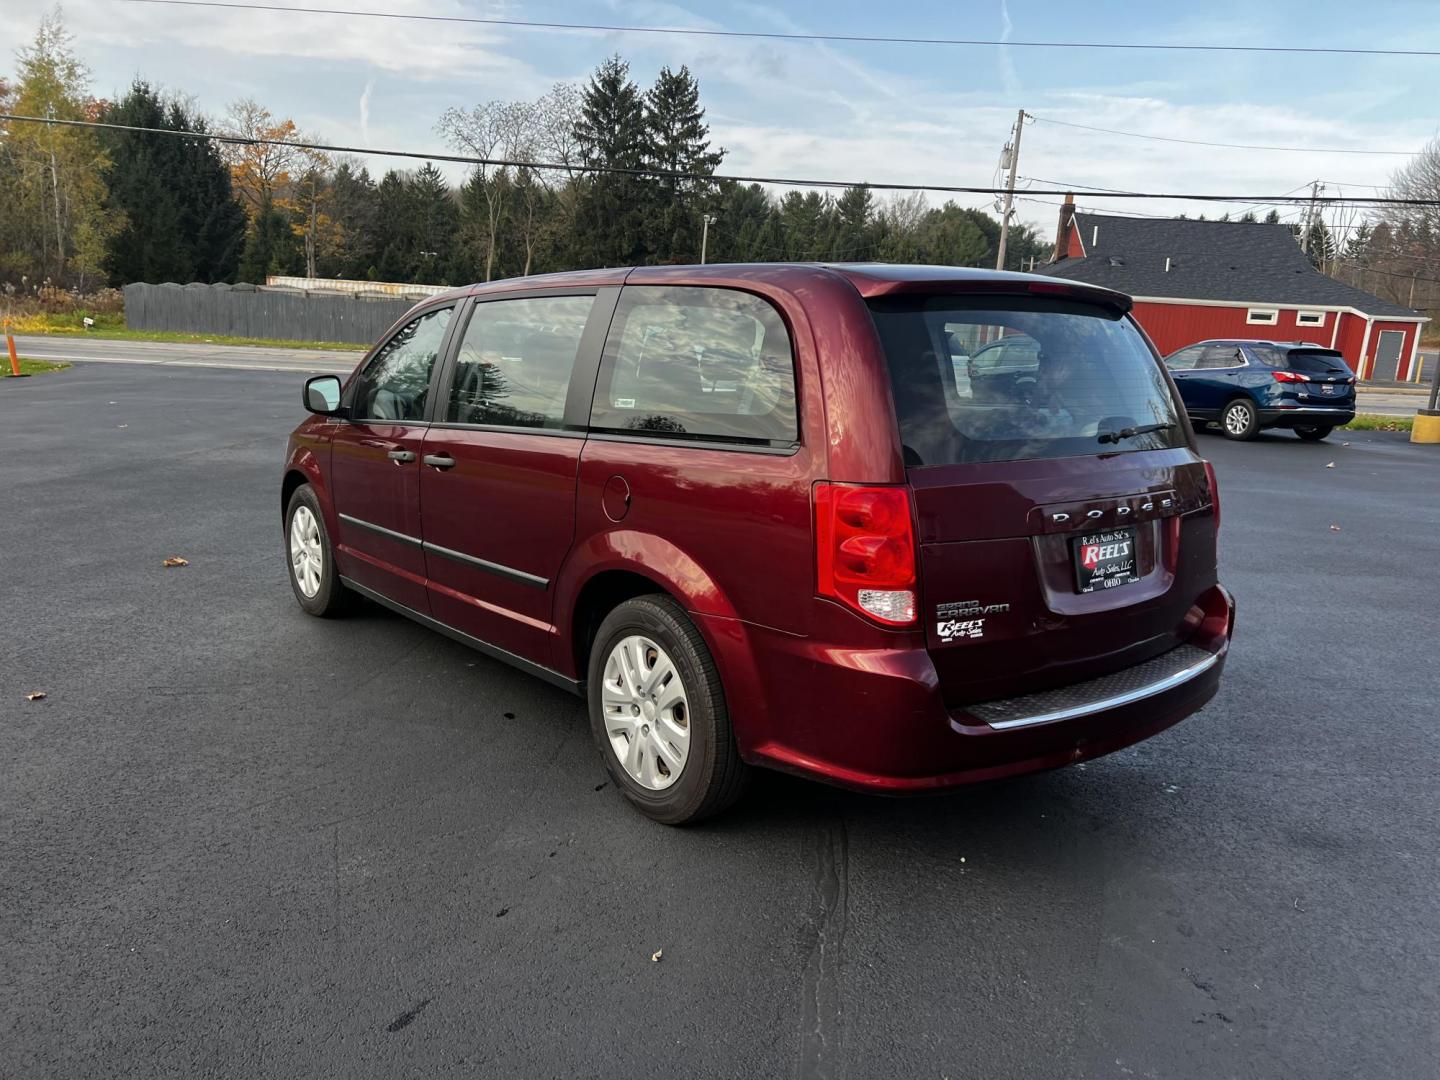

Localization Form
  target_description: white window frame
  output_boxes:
[1246,308,1279,326]
[1296,310,1325,327]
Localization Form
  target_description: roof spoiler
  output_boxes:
[854,274,1133,315]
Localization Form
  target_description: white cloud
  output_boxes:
[998,0,1019,98]
[359,78,374,146]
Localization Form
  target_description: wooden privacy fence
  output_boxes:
[122,282,421,345]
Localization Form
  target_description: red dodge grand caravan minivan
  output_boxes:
[282,264,1233,823]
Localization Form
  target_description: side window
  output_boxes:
[1166,346,1203,370]
[591,286,798,444]
[972,335,1039,373]
[446,295,595,428]
[353,306,453,422]
[1198,346,1242,369]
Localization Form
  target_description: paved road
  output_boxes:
[13,333,358,374]
[3,363,1438,1079]
[1355,388,1433,417]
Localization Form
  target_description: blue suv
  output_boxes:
[1163,339,1356,441]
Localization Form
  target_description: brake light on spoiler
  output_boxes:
[815,484,918,626]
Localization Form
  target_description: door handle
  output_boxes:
[423,453,456,470]
[387,450,416,464]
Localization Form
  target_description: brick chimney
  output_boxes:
[1052,194,1076,263]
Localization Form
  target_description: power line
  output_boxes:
[5,113,1439,207]
[110,0,1440,58]
[1029,115,1418,156]
[1335,258,1440,286]
[1022,177,1317,216]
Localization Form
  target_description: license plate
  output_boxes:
[1072,527,1139,593]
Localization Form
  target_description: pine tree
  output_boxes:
[99,81,245,284]
[644,65,724,262]
[410,163,459,284]
[777,191,829,259]
[829,185,875,260]
[1303,217,1337,269]
[373,170,415,281]
[1264,209,1282,224]
[321,162,379,278]
[237,204,300,281]
[572,55,652,267]
[1344,221,1372,264]
[709,182,773,261]
[915,202,991,266]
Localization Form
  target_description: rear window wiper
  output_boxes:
[1097,422,1175,445]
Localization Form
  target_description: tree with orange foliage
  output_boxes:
[220,98,336,279]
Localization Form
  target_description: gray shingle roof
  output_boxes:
[1045,213,1420,318]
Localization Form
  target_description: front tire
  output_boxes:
[1294,424,1334,442]
[285,484,353,617]
[1221,398,1260,441]
[586,595,747,825]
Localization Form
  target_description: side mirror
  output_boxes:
[304,375,344,415]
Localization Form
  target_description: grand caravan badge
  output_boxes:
[935,599,1010,643]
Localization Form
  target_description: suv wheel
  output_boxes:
[1294,424,1334,442]
[1221,398,1259,441]
[285,484,354,617]
[586,595,747,825]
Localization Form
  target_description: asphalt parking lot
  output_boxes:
[4,362,1438,1079]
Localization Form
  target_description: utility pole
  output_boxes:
[1300,180,1320,255]
[700,214,715,265]
[995,109,1026,271]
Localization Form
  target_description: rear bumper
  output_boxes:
[1258,405,1354,427]
[708,584,1235,794]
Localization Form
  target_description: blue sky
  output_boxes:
[9,0,1440,234]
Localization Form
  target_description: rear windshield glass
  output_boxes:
[868,296,1184,466]
[1285,350,1349,375]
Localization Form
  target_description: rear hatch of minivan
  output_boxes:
[867,290,1219,707]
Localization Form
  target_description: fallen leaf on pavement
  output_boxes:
[26,691,46,701]
[650,949,663,963]
[1330,525,1341,532]
[1324,462,1335,469]
[162,556,189,567]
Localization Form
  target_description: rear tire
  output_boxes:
[586,595,747,825]
[1221,398,1260,441]
[285,484,355,617]
[1294,425,1334,442]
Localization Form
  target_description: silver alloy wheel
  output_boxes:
[289,504,323,598]
[1224,402,1251,436]
[601,635,691,790]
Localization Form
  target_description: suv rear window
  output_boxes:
[869,296,1184,466]
[1285,350,1349,375]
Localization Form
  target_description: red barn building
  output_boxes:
[1045,206,1427,381]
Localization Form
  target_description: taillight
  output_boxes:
[815,483,917,626]
[1272,370,1307,383]
[1203,460,1220,532]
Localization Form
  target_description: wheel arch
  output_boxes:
[570,569,677,679]
[558,531,741,680]
[281,468,310,519]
